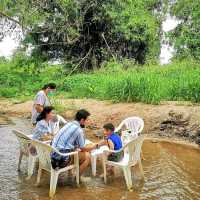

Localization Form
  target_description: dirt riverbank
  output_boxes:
[0,98,200,147]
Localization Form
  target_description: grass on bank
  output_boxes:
[0,59,200,104]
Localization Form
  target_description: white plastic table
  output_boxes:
[91,146,109,176]
[85,139,109,176]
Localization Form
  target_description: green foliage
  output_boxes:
[106,0,160,61]
[1,58,200,104]
[1,0,160,68]
[171,0,200,61]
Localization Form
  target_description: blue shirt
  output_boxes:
[107,132,122,150]
[51,121,85,151]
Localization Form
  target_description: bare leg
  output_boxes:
[79,152,91,175]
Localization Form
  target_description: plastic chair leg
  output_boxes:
[49,170,58,198]
[75,155,80,186]
[123,167,133,191]
[102,157,107,184]
[138,159,145,179]
[36,167,42,186]
[18,150,23,171]
[27,155,36,179]
[91,155,97,176]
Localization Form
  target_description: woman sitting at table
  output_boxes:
[32,106,55,141]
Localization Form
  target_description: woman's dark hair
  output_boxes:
[75,109,90,121]
[42,83,56,90]
[103,123,115,132]
[36,106,54,122]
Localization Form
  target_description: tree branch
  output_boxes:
[102,33,116,60]
[0,11,21,26]
[67,48,92,76]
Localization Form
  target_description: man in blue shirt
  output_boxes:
[51,109,96,174]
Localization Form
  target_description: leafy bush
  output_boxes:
[0,59,200,104]
[0,87,19,98]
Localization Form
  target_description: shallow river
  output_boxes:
[0,118,200,200]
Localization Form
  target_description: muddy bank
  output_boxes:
[1,99,200,146]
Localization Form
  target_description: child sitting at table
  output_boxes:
[97,123,123,162]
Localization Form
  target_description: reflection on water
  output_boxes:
[0,118,200,200]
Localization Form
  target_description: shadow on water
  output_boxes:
[0,118,200,200]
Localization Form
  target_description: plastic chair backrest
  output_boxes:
[13,130,31,154]
[123,136,144,165]
[53,121,60,135]
[52,115,67,135]
[31,140,53,171]
[116,117,144,135]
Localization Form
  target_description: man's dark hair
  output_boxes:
[42,83,57,90]
[75,109,90,121]
[103,123,115,132]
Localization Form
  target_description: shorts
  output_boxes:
[51,157,71,170]
[51,149,73,170]
[108,151,123,162]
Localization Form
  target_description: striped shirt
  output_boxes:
[51,121,85,151]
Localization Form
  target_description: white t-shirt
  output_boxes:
[31,90,51,124]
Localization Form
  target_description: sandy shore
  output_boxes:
[0,98,200,147]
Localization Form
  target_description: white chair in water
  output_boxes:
[115,117,144,143]
[52,114,68,135]
[90,117,144,176]
[102,136,145,190]
[13,130,37,178]
[13,130,31,171]
[31,140,79,198]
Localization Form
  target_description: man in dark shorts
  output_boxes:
[51,109,96,174]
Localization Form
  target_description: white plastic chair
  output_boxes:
[102,136,145,190]
[115,117,144,143]
[52,114,68,135]
[13,130,31,171]
[31,140,79,198]
[90,117,144,177]
[13,130,38,179]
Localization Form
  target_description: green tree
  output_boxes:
[171,0,200,61]
[0,0,160,69]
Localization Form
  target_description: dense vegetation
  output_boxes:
[0,1,200,104]
[0,0,160,69]
[1,58,200,104]
[1,0,199,65]
[171,0,200,61]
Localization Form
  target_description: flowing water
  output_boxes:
[0,118,200,200]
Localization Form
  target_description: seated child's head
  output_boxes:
[103,123,115,136]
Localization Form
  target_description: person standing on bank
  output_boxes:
[31,83,56,125]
